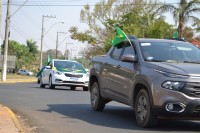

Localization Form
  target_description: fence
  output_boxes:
[0,54,16,69]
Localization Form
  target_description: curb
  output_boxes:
[0,79,37,84]
[2,104,24,133]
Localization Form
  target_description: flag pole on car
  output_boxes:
[112,26,134,47]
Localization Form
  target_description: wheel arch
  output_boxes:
[89,74,99,92]
[131,79,154,108]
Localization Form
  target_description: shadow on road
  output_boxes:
[39,104,200,132]
[32,86,84,91]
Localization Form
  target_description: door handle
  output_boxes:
[113,65,121,68]
[116,65,121,68]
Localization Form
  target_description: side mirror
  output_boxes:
[121,54,137,62]
[45,66,51,69]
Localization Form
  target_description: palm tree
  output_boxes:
[26,39,38,57]
[158,0,200,38]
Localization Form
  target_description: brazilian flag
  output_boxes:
[112,26,126,47]
[36,55,51,77]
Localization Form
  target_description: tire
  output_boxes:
[83,87,88,91]
[49,76,55,89]
[40,76,45,88]
[70,86,76,90]
[37,76,40,84]
[90,82,105,111]
[37,79,40,84]
[134,89,157,127]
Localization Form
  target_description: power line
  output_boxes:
[11,25,40,40]
[3,3,180,7]
[10,0,29,18]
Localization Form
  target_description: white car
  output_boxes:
[39,59,89,91]
[18,69,34,76]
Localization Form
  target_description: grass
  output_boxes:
[0,73,36,79]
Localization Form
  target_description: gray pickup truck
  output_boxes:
[89,36,200,127]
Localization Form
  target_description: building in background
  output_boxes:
[0,54,16,72]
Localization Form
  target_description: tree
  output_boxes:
[43,49,63,62]
[69,0,136,55]
[120,0,173,38]
[69,0,175,59]
[26,39,38,57]
[1,40,33,70]
[74,57,90,68]
[157,0,200,38]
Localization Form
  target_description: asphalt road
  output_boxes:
[0,82,200,133]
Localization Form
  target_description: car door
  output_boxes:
[118,42,137,102]
[105,41,136,103]
[22,70,26,75]
[103,42,124,101]
[42,61,52,84]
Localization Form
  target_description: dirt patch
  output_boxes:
[15,113,38,133]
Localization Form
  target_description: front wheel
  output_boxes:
[40,76,45,88]
[70,86,76,90]
[134,89,157,127]
[83,87,88,91]
[90,82,105,111]
[49,76,55,89]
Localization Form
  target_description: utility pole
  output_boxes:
[56,32,67,58]
[65,43,73,60]
[1,0,10,81]
[40,15,56,68]
[0,0,1,53]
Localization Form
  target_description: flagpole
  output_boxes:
[120,30,134,48]
[112,25,135,48]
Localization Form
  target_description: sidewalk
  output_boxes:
[0,104,22,133]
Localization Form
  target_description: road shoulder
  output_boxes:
[0,104,23,133]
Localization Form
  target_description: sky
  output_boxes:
[2,0,178,58]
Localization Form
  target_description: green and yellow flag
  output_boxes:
[112,26,126,47]
[36,55,51,77]
[47,54,51,64]
[173,31,178,38]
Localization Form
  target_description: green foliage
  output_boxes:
[26,39,38,57]
[157,0,200,38]
[42,49,63,61]
[69,0,199,58]
[1,40,38,71]
[74,57,91,68]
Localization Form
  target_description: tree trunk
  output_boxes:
[178,16,184,38]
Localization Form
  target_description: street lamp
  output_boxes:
[40,20,64,68]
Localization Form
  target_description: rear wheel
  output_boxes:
[135,89,157,127]
[37,76,41,84]
[83,87,88,91]
[40,76,45,88]
[70,86,76,90]
[37,78,40,84]
[90,82,105,111]
[49,76,55,89]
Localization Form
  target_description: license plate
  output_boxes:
[70,77,78,81]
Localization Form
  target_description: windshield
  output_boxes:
[140,41,200,63]
[54,60,87,73]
